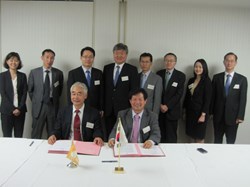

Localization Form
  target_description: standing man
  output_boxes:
[103,43,139,139]
[28,49,63,139]
[139,52,162,114]
[67,47,103,113]
[157,53,186,143]
[211,52,248,144]
[48,82,103,146]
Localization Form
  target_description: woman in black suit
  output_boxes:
[183,59,212,143]
[0,52,27,137]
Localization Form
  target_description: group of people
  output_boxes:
[0,43,248,148]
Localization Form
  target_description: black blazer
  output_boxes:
[0,70,27,115]
[157,69,186,120]
[67,66,103,111]
[211,72,248,125]
[53,104,103,141]
[183,77,212,114]
[103,63,139,116]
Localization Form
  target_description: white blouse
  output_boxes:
[12,77,18,107]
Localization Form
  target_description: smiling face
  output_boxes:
[224,54,237,73]
[194,61,203,76]
[42,52,55,69]
[71,85,87,109]
[80,50,94,68]
[130,93,147,114]
[6,57,20,71]
[113,49,127,64]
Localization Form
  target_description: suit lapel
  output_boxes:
[126,109,133,140]
[228,73,238,95]
[140,110,149,138]
[65,106,73,139]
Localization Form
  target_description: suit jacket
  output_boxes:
[139,71,162,114]
[183,77,212,114]
[67,66,103,111]
[28,67,63,118]
[109,108,161,144]
[52,104,103,141]
[157,69,186,120]
[211,72,248,125]
[0,70,27,115]
[103,63,139,116]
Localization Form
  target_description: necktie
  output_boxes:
[165,71,170,90]
[140,73,147,88]
[225,74,232,96]
[43,70,50,104]
[86,70,91,87]
[114,66,120,86]
[73,110,81,141]
[131,114,140,143]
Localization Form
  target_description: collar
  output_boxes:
[73,104,85,115]
[82,66,92,73]
[132,109,144,119]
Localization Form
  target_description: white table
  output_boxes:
[1,138,250,187]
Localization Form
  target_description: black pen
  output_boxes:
[102,160,118,163]
[29,141,34,147]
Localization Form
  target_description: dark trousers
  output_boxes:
[159,113,178,143]
[31,102,56,139]
[214,121,239,144]
[105,113,117,141]
[1,113,25,137]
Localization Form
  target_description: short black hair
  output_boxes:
[224,52,238,61]
[4,52,23,70]
[129,88,148,100]
[193,59,209,79]
[139,52,153,62]
[164,53,177,62]
[42,49,55,56]
[113,43,128,54]
[80,46,95,57]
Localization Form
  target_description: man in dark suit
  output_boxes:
[48,82,103,146]
[28,49,64,139]
[211,52,248,144]
[108,88,161,149]
[157,53,186,143]
[103,43,139,139]
[67,47,103,113]
[139,52,162,114]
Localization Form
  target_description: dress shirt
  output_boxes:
[113,62,125,81]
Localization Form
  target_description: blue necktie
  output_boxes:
[114,66,120,86]
[140,73,147,88]
[86,70,91,87]
[225,74,231,96]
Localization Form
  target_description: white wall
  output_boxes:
[1,0,249,143]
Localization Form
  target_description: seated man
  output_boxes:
[48,82,103,146]
[108,88,161,148]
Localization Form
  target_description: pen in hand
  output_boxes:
[29,141,34,147]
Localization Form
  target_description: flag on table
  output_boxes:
[66,141,79,165]
[115,118,128,147]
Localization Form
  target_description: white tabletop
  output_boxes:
[1,138,250,187]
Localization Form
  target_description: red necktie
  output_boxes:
[73,110,81,141]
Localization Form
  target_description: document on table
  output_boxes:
[48,140,101,156]
[113,143,165,157]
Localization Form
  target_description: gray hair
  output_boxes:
[113,43,128,54]
[70,82,88,95]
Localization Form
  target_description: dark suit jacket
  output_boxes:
[0,70,27,115]
[52,104,103,141]
[103,63,139,116]
[157,69,186,120]
[211,72,248,125]
[28,67,63,118]
[109,108,161,144]
[67,66,103,111]
[183,77,212,114]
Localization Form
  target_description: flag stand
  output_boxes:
[67,161,77,168]
[66,140,79,168]
[114,118,125,174]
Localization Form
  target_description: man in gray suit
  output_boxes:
[211,52,248,144]
[139,53,162,114]
[28,49,64,139]
[108,88,161,149]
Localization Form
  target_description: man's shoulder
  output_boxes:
[52,67,63,74]
[173,69,185,77]
[92,67,103,74]
[68,66,82,74]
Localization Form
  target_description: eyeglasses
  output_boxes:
[82,56,94,59]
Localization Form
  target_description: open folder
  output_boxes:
[48,140,101,156]
[113,143,165,157]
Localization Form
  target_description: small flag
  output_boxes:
[67,141,79,165]
[115,118,128,147]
